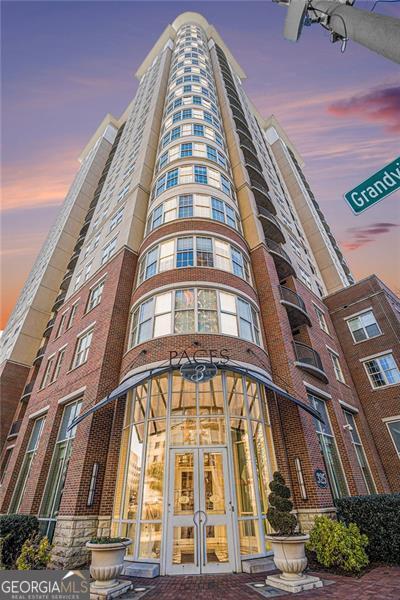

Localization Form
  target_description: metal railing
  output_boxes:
[279,286,307,313]
[293,341,324,372]
[265,238,292,265]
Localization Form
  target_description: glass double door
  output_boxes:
[166,447,235,574]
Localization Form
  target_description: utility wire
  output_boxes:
[371,0,400,12]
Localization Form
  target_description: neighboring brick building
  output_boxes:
[325,275,400,491]
[1,11,399,576]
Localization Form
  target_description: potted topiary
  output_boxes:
[86,536,131,591]
[265,472,322,593]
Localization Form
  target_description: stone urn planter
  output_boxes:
[265,472,322,593]
[86,538,131,590]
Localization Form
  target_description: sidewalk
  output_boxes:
[123,565,400,600]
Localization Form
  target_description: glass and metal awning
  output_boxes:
[68,361,323,431]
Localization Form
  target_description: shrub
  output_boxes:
[0,515,40,568]
[89,537,128,544]
[336,494,400,564]
[307,515,369,573]
[16,534,52,570]
[266,471,298,535]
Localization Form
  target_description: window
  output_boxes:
[194,165,207,184]
[56,313,67,338]
[386,420,400,458]
[110,207,124,231]
[72,328,94,368]
[159,152,168,169]
[166,168,179,189]
[84,261,93,282]
[299,267,312,289]
[66,303,78,330]
[347,311,381,342]
[180,143,192,157]
[308,394,348,498]
[176,194,192,218]
[9,417,45,513]
[206,145,217,162]
[39,400,81,541]
[193,124,204,136]
[343,410,376,494]
[0,447,13,484]
[177,237,194,267]
[129,289,260,348]
[211,197,225,222]
[363,353,400,388]
[315,306,329,334]
[171,126,181,141]
[40,356,55,389]
[196,237,213,266]
[221,174,231,196]
[52,348,66,383]
[87,280,105,312]
[101,238,117,265]
[329,350,346,383]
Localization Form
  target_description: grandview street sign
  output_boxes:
[344,156,400,214]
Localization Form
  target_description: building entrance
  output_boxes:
[166,447,234,574]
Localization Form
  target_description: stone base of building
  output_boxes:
[90,580,133,600]
[266,574,323,594]
[50,515,112,569]
[296,507,336,532]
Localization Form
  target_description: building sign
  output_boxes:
[344,156,400,214]
[314,469,328,488]
[169,348,229,382]
[180,362,218,382]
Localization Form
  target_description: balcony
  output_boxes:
[8,420,22,439]
[293,341,328,383]
[230,104,247,123]
[43,317,56,338]
[233,114,251,134]
[21,381,34,401]
[79,221,90,237]
[67,251,80,271]
[60,271,73,292]
[84,207,95,224]
[52,291,66,312]
[251,183,276,214]
[33,346,46,366]
[279,286,312,329]
[258,207,285,244]
[239,138,259,160]
[265,238,296,280]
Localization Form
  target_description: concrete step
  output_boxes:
[122,561,160,578]
[242,556,276,574]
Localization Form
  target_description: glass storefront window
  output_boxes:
[112,370,276,563]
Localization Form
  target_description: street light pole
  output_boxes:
[278,0,400,64]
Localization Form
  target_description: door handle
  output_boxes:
[193,510,201,567]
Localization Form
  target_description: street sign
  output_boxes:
[344,156,400,214]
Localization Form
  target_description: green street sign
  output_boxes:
[344,156,400,214]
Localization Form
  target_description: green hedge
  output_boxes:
[336,494,400,564]
[0,514,40,568]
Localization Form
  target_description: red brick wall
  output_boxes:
[0,361,29,450]
[325,275,400,491]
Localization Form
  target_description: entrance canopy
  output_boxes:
[68,361,323,431]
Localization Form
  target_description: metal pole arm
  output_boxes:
[311,1,400,63]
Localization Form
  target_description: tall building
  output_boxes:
[1,12,399,575]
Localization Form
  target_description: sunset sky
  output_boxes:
[1,1,400,329]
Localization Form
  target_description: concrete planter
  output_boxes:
[265,534,322,593]
[86,539,131,590]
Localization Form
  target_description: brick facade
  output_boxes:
[325,275,400,491]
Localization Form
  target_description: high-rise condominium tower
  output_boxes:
[1,12,399,575]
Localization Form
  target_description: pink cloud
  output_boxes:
[327,85,400,133]
[342,222,399,251]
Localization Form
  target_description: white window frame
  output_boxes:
[327,347,346,383]
[72,326,95,369]
[345,309,382,343]
[384,417,400,459]
[313,303,329,334]
[362,352,400,389]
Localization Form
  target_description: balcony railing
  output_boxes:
[52,291,66,312]
[265,238,296,280]
[8,420,22,438]
[279,286,311,328]
[293,341,328,383]
[258,207,285,244]
[21,381,34,401]
[43,316,56,338]
[33,346,46,366]
[251,183,276,214]
[67,251,80,271]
